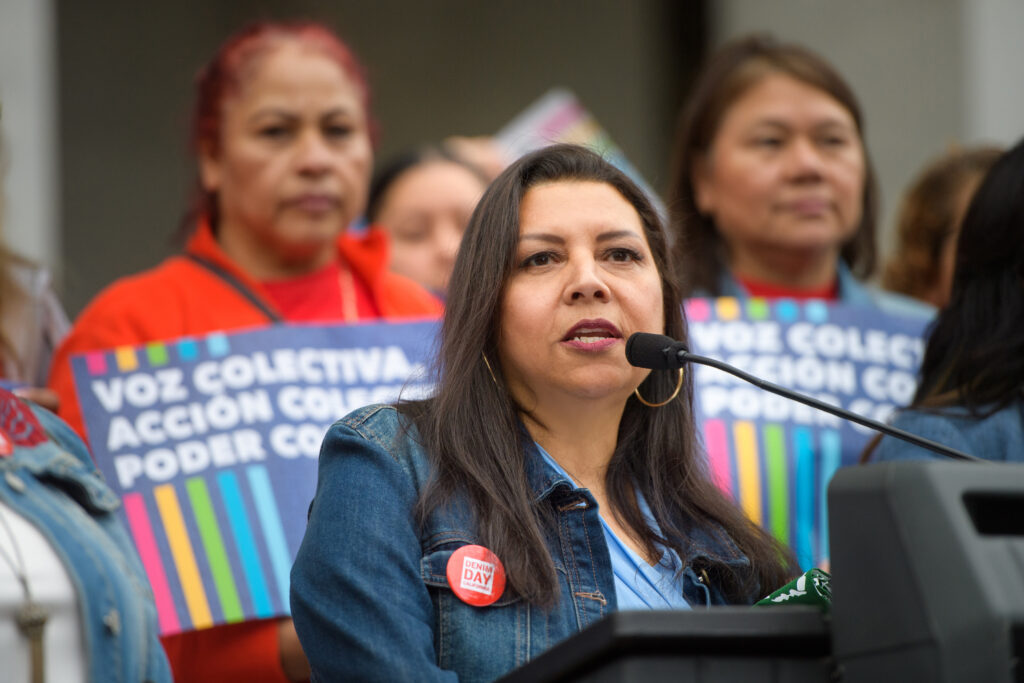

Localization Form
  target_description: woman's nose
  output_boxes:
[785,137,826,180]
[296,131,335,175]
[564,258,610,303]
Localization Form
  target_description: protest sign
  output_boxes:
[71,320,438,635]
[687,298,930,569]
[495,88,666,219]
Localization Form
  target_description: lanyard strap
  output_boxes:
[183,253,283,324]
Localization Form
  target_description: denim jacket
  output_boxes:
[0,392,170,682]
[291,404,760,682]
[873,400,1024,462]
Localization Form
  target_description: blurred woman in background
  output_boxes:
[871,138,1024,462]
[0,117,69,409]
[882,145,1002,308]
[48,20,440,682]
[367,144,488,296]
[667,34,928,317]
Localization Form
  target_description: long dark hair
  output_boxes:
[667,34,878,296]
[403,144,794,606]
[911,138,1024,413]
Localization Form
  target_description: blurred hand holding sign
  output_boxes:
[688,298,929,569]
[71,320,438,635]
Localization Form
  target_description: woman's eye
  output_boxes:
[521,251,557,268]
[820,135,851,148]
[325,124,353,139]
[753,136,783,149]
[606,247,642,263]
[259,125,291,140]
[394,223,431,243]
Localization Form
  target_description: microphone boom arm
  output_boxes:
[679,349,981,463]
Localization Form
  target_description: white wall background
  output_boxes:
[0,0,58,271]
[962,0,1024,145]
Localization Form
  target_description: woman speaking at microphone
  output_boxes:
[47,21,440,682]
[290,144,795,681]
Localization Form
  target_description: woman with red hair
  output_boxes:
[48,21,440,682]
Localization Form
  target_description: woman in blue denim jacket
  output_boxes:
[870,138,1024,463]
[0,389,171,682]
[291,145,796,681]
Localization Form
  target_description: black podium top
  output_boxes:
[498,607,831,682]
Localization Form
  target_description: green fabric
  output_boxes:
[754,568,832,611]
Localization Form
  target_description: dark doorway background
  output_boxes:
[57,0,705,314]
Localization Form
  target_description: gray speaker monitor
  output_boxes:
[829,460,1024,682]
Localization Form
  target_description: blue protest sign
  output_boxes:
[687,297,930,569]
[71,320,439,635]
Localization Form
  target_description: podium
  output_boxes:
[499,461,1024,683]
[497,607,831,682]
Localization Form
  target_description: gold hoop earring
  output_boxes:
[481,353,500,388]
[634,368,684,408]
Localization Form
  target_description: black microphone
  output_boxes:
[625,332,981,462]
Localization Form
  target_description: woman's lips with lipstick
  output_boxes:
[560,319,622,351]
[782,197,831,216]
[286,194,341,213]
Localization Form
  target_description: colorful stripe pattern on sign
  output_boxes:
[122,463,295,633]
[85,334,296,633]
[685,297,879,569]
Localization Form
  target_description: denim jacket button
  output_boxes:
[55,451,78,467]
[104,609,121,635]
[4,470,26,492]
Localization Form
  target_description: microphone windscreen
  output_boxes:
[625,332,681,369]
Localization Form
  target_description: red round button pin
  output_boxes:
[0,427,12,457]
[446,545,506,607]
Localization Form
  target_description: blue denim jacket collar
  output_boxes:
[518,429,750,574]
[521,436,574,503]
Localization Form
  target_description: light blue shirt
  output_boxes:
[535,443,691,610]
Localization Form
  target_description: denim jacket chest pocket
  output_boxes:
[417,497,617,681]
[420,537,537,680]
[18,444,121,512]
[421,532,603,681]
